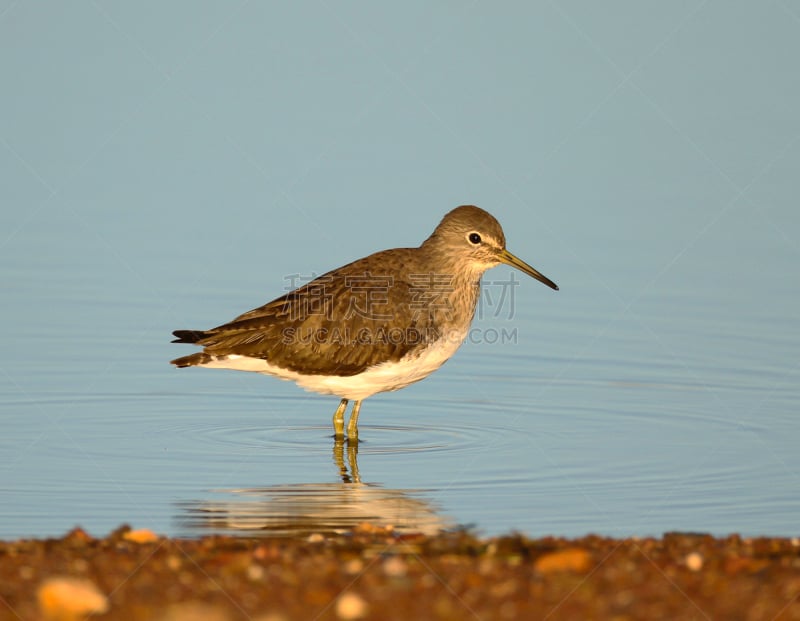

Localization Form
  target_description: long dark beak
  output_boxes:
[497,248,559,291]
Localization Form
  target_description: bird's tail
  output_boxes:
[171,329,209,344]
[171,329,213,367]
[171,352,215,368]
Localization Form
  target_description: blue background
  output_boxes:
[1,2,798,539]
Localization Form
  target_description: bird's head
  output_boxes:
[424,205,559,290]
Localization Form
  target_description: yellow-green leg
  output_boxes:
[332,398,348,438]
[347,400,362,442]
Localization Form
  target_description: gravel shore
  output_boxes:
[2,525,799,620]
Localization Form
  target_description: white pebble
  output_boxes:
[247,564,265,581]
[37,576,109,619]
[336,592,368,619]
[343,558,364,575]
[383,556,407,578]
[685,552,703,571]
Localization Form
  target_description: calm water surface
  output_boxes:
[3,3,800,541]
[2,212,798,540]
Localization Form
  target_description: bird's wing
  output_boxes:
[192,250,443,376]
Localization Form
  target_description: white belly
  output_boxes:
[198,330,467,401]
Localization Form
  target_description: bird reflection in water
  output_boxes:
[177,439,450,537]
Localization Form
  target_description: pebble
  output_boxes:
[37,576,109,620]
[686,552,704,572]
[247,564,265,581]
[63,527,93,543]
[383,556,408,577]
[336,592,369,619]
[123,528,159,544]
[534,548,591,573]
[343,558,364,575]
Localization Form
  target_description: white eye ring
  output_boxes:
[467,232,482,245]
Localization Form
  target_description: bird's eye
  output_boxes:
[468,232,481,245]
